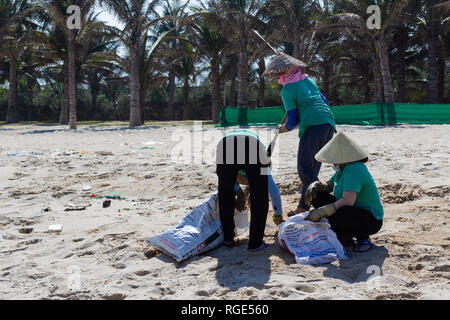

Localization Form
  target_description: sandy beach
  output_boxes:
[0,122,449,300]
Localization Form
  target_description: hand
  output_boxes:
[272,214,284,226]
[304,203,336,222]
[235,188,248,212]
[304,181,330,206]
[236,173,249,185]
[277,125,289,134]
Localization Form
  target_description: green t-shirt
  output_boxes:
[281,78,336,138]
[223,129,262,144]
[330,162,384,220]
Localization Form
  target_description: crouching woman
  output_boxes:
[304,132,383,253]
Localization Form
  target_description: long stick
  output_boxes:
[252,29,278,54]
[251,29,285,157]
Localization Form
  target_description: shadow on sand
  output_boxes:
[322,245,389,284]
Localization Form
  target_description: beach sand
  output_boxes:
[0,122,449,300]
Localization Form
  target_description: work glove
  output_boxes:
[304,203,336,223]
[304,181,332,206]
[235,188,248,212]
[277,124,289,134]
[272,214,284,226]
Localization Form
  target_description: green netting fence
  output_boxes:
[219,103,450,127]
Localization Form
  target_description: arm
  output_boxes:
[334,191,357,210]
[279,89,299,133]
[284,109,299,131]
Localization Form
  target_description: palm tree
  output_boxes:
[0,0,39,123]
[405,0,450,103]
[190,16,226,123]
[138,30,171,122]
[47,0,96,129]
[101,0,169,127]
[318,0,409,104]
[79,20,119,120]
[174,41,195,120]
[220,0,265,108]
[103,26,170,122]
[156,0,190,121]
[265,0,322,62]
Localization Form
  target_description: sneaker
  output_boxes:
[247,242,272,255]
[223,240,236,248]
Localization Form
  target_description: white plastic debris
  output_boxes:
[48,224,63,233]
[82,185,92,191]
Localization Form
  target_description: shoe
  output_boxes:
[353,239,374,253]
[247,242,272,255]
[223,240,236,248]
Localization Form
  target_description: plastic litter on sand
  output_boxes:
[48,225,63,233]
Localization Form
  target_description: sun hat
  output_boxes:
[315,132,369,164]
[262,53,308,78]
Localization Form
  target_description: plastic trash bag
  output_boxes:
[147,193,249,262]
[278,211,349,265]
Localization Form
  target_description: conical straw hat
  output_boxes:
[262,53,308,78]
[315,132,369,164]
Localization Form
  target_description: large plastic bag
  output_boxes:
[278,212,349,265]
[147,193,248,262]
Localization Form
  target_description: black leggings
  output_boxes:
[216,135,269,250]
[311,192,383,245]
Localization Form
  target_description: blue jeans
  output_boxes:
[297,124,335,210]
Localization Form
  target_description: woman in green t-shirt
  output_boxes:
[263,53,336,217]
[303,132,384,253]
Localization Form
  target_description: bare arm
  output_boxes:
[334,191,357,210]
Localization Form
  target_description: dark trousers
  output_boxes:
[297,124,335,210]
[216,135,269,250]
[311,192,383,245]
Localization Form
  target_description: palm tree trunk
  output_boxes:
[427,22,438,103]
[129,42,142,126]
[6,52,18,123]
[68,30,77,129]
[376,34,394,103]
[167,69,175,120]
[397,50,406,103]
[140,88,145,124]
[91,81,99,120]
[230,68,237,107]
[211,54,221,124]
[323,63,330,102]
[293,31,301,60]
[59,66,69,124]
[257,59,265,107]
[437,54,445,103]
[373,60,383,103]
[183,76,190,120]
[237,12,248,108]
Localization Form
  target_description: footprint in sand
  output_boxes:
[135,270,152,277]
[295,284,316,293]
